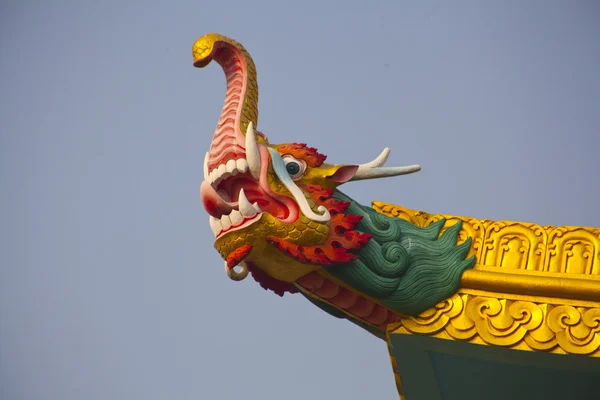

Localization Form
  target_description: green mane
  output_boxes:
[302,190,475,332]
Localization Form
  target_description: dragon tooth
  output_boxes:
[217,164,227,178]
[245,122,261,179]
[203,153,210,181]
[229,209,243,226]
[209,169,218,184]
[252,202,262,213]
[220,214,232,230]
[236,158,248,173]
[238,188,256,218]
[226,159,236,174]
[209,216,221,237]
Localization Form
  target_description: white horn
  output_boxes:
[245,122,261,180]
[224,261,249,281]
[361,147,390,168]
[351,148,421,181]
[203,152,210,181]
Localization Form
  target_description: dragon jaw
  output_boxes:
[200,131,359,284]
[201,128,300,238]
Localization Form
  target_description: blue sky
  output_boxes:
[1,1,599,399]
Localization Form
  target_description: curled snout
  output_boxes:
[225,261,249,281]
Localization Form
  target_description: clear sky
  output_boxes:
[1,1,599,399]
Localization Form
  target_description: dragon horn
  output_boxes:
[350,148,421,181]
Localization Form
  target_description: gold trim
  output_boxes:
[461,269,600,302]
[372,201,600,277]
[388,290,600,356]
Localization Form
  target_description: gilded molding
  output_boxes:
[389,291,600,356]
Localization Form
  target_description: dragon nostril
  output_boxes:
[335,226,347,235]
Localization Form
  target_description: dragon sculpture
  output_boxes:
[195,33,475,333]
[193,33,600,399]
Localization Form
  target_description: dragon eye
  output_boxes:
[286,162,300,175]
[282,155,306,180]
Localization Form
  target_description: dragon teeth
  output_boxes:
[220,214,232,230]
[209,216,221,237]
[245,122,261,179]
[206,158,251,186]
[238,188,256,218]
[208,209,263,238]
[209,169,218,184]
[236,158,248,173]
[207,190,264,238]
[226,159,236,173]
[229,209,243,225]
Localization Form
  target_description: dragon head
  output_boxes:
[194,33,421,296]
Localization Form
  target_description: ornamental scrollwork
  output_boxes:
[398,293,600,356]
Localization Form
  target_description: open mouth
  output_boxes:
[201,156,290,239]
